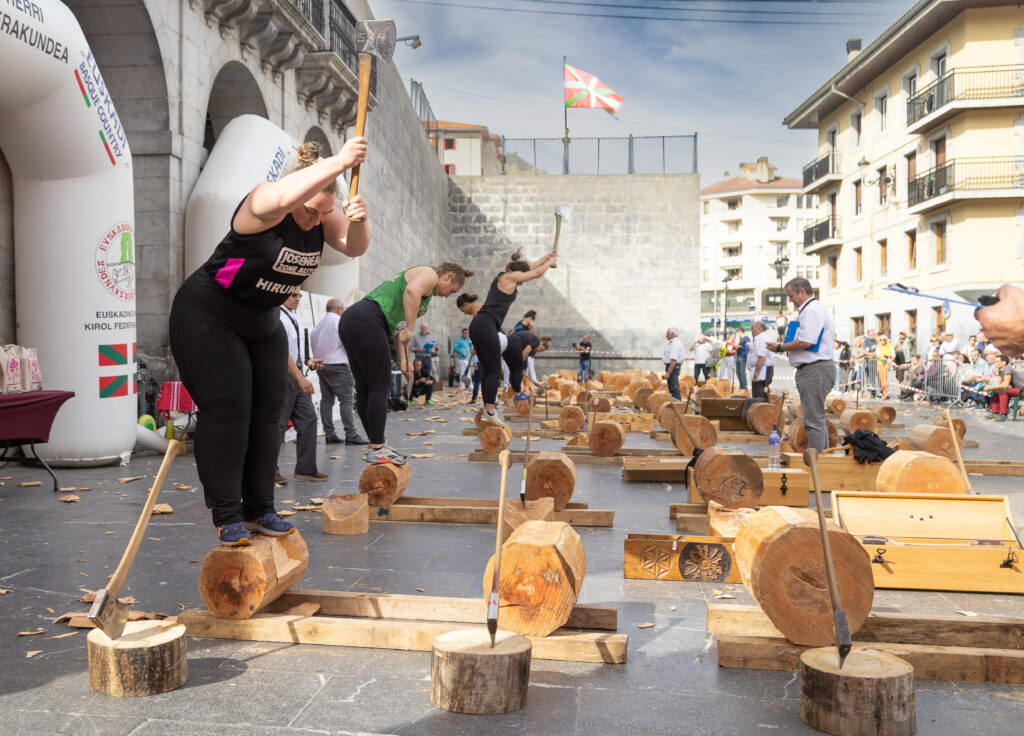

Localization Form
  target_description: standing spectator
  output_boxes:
[767,278,835,451]
[573,335,592,382]
[975,329,991,354]
[717,333,737,384]
[899,329,916,366]
[309,298,367,446]
[277,292,327,483]
[410,321,438,378]
[662,327,685,400]
[894,330,910,386]
[690,335,713,382]
[940,332,959,360]
[775,311,787,339]
[836,340,853,392]
[860,329,878,396]
[852,335,865,392]
[409,358,435,404]
[452,327,473,389]
[749,321,774,400]
[468,352,482,404]
[735,328,750,391]
[876,335,895,399]
[982,354,1024,420]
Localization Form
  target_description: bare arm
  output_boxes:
[321,195,370,257]
[498,251,557,290]
[287,355,314,395]
[401,267,438,339]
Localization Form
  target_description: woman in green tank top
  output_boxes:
[338,262,475,465]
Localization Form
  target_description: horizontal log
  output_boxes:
[469,450,622,467]
[369,501,613,527]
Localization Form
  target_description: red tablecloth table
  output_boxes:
[0,390,75,491]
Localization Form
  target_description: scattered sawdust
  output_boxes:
[152,504,173,514]
[278,510,295,517]
[58,495,80,503]
[17,629,45,637]
[25,651,41,658]
[637,622,655,629]
[18,482,42,488]
[117,476,145,484]
[409,453,435,459]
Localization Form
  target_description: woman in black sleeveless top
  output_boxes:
[461,250,556,427]
[169,137,369,547]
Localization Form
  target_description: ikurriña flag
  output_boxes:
[564,63,622,118]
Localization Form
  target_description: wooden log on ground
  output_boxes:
[558,383,576,402]
[733,507,874,647]
[558,406,586,433]
[658,401,687,432]
[322,494,369,535]
[588,421,626,457]
[501,497,555,542]
[874,450,966,494]
[694,387,721,406]
[525,452,577,511]
[671,415,718,455]
[623,379,652,401]
[587,396,611,413]
[800,647,915,736]
[680,375,696,391]
[873,406,896,424]
[483,520,586,637]
[199,532,309,619]
[933,415,966,439]
[88,620,188,697]
[360,462,412,507]
[786,418,839,452]
[633,386,654,412]
[430,629,531,714]
[711,379,732,398]
[824,397,847,416]
[908,424,962,460]
[731,389,750,398]
[694,447,763,508]
[839,409,878,434]
[746,402,781,436]
[514,399,532,417]
[473,410,488,431]
[647,390,673,415]
[887,438,910,452]
[787,402,803,421]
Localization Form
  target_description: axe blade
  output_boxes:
[87,588,130,640]
[356,19,397,62]
[554,205,572,222]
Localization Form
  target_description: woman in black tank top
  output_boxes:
[461,250,556,427]
[168,137,370,548]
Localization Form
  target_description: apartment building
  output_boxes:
[699,157,822,333]
[786,0,1024,348]
[432,121,503,176]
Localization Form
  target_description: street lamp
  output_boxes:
[397,35,422,49]
[771,248,790,313]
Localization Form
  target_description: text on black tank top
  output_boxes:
[478,273,517,329]
[202,196,325,308]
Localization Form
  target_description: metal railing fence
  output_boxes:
[804,215,841,249]
[907,65,1024,125]
[908,157,1024,206]
[501,134,698,175]
[802,151,840,188]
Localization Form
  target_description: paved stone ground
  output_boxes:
[1,386,1023,735]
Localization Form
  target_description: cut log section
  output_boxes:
[588,397,612,413]
[480,425,513,455]
[633,386,654,412]
[502,497,555,542]
[199,531,309,619]
[483,520,586,637]
[786,418,839,452]
[514,399,532,417]
[839,410,877,435]
[908,424,962,460]
[824,397,847,416]
[658,401,687,432]
[933,415,966,439]
[360,462,412,507]
[588,421,626,457]
[694,447,764,508]
[873,406,896,425]
[874,450,966,494]
[647,390,673,415]
[322,494,369,535]
[887,439,910,452]
[671,415,717,455]
[733,507,874,647]
[88,620,188,697]
[525,452,577,511]
[558,406,586,433]
[430,629,531,714]
[623,380,652,401]
[746,402,781,436]
[800,647,915,736]
[473,410,488,431]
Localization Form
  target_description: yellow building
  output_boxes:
[785,0,1024,348]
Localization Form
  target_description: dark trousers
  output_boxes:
[665,363,681,400]
[339,300,392,444]
[751,380,767,401]
[503,335,526,393]
[736,357,748,390]
[279,375,318,474]
[469,314,503,406]
[411,379,435,402]
[169,270,285,526]
[577,358,591,382]
[694,363,711,381]
[318,364,359,440]
[471,367,482,402]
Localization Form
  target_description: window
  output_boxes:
[854,179,862,215]
[877,166,888,206]
[702,201,710,214]
[826,126,837,150]
[904,73,917,97]
[933,53,947,77]
[724,267,742,280]
[854,247,863,282]
[878,239,888,276]
[933,305,946,333]
[851,111,862,147]
[933,220,947,264]
[776,195,790,208]
[723,244,742,258]
[906,230,917,269]
[727,221,740,233]
[852,317,865,337]
[828,255,838,288]
[443,163,456,175]
[701,223,709,237]
[727,198,740,210]
[773,218,789,232]
[702,270,709,281]
[907,309,917,337]
[905,151,917,184]
[876,93,888,131]
[444,138,455,150]
[877,313,891,336]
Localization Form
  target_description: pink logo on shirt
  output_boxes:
[215,258,245,289]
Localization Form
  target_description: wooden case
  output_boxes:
[623,533,740,583]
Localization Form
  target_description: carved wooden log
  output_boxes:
[501,497,555,543]
[734,506,874,647]
[746,402,782,436]
[558,382,576,402]
[786,418,839,452]
[199,531,309,619]
[557,406,586,433]
[322,493,369,534]
[787,402,803,421]
[839,409,878,434]
[873,405,896,424]
[680,374,697,390]
[483,520,586,637]
[933,415,966,439]
[824,397,847,416]
[525,452,576,511]
[694,447,763,508]
[647,390,674,415]
[88,620,188,697]
[360,462,412,507]
[671,415,718,455]
[907,424,962,460]
[875,450,965,494]
[588,421,626,457]
[711,379,732,398]
[430,629,531,714]
[480,425,513,455]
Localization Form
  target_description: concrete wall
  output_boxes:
[448,174,701,360]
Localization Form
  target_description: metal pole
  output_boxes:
[662,136,666,174]
[627,134,634,175]
[692,132,698,173]
[562,55,570,175]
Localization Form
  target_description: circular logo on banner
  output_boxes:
[942,300,951,319]
[95,222,135,302]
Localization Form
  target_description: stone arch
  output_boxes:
[303,126,334,157]
[205,61,269,148]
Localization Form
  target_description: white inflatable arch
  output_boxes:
[184,114,359,302]
[0,0,136,465]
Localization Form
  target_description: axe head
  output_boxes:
[356,20,397,62]
[87,588,130,640]
[554,205,572,222]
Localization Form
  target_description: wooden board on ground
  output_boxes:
[623,533,741,583]
[462,428,574,439]
[622,456,690,482]
[587,411,655,433]
[558,445,678,457]
[368,495,613,528]
[683,467,809,507]
[651,430,771,445]
[469,450,622,467]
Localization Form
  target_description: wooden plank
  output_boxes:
[622,456,691,482]
[962,459,1024,477]
[267,589,617,630]
[372,502,613,527]
[396,496,589,510]
[469,450,622,467]
[886,434,979,448]
[179,608,627,664]
[623,533,741,582]
[559,445,678,457]
[462,428,570,439]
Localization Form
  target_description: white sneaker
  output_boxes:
[481,410,508,429]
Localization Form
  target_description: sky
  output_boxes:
[374,0,919,184]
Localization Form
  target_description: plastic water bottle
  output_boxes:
[768,430,781,470]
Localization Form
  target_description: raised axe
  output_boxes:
[803,447,853,668]
[88,440,187,639]
[550,205,571,267]
[487,449,512,646]
[346,19,396,222]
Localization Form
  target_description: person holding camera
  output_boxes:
[409,358,436,404]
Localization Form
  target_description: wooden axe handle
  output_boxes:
[347,53,373,221]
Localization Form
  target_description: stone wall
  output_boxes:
[447,174,701,362]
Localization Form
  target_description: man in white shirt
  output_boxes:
[276,292,327,483]
[767,278,836,451]
[939,332,959,360]
[310,298,367,446]
[749,321,775,400]
[690,335,713,382]
[662,327,685,400]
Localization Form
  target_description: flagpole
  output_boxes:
[562,55,569,174]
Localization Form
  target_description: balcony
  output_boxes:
[906,66,1024,134]
[906,157,1024,215]
[803,216,841,255]
[802,151,842,195]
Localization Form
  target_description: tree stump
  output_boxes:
[680,375,697,391]
[322,494,369,534]
[525,452,576,510]
[839,409,878,434]
[671,415,718,455]
[873,406,897,424]
[734,507,874,647]
[800,647,915,736]
[908,424,962,460]
[694,447,763,508]
[623,379,652,401]
[502,497,555,542]
[360,462,412,507]
[633,386,654,411]
[875,450,965,494]
[786,418,839,452]
[431,629,531,714]
[480,425,513,455]
[473,409,488,431]
[88,620,188,697]
[933,415,966,439]
[557,406,586,433]
[787,402,804,421]
[694,387,720,405]
[588,421,626,457]
[746,402,783,436]
[199,531,309,619]
[647,390,673,415]
[588,396,612,413]
[558,383,576,402]
[514,399,532,418]
[483,520,586,637]
[658,401,687,432]
[825,397,847,416]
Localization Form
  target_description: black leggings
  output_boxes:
[169,270,286,526]
[338,299,391,444]
[469,314,503,406]
[503,334,525,393]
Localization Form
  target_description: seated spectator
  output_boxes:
[409,358,435,405]
[901,355,925,400]
[982,354,1024,420]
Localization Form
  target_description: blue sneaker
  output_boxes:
[217,522,252,547]
[243,513,296,536]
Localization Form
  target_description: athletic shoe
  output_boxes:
[324,435,344,444]
[480,410,508,429]
[294,472,329,482]
[274,474,288,484]
[217,522,252,547]
[243,513,296,536]
[425,399,435,405]
[363,445,407,465]
[514,393,530,402]
[346,436,369,445]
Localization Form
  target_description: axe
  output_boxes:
[551,205,571,267]
[347,19,396,222]
[88,440,187,639]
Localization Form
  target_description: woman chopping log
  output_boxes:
[169,138,369,547]
[504,330,551,399]
[339,263,474,465]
